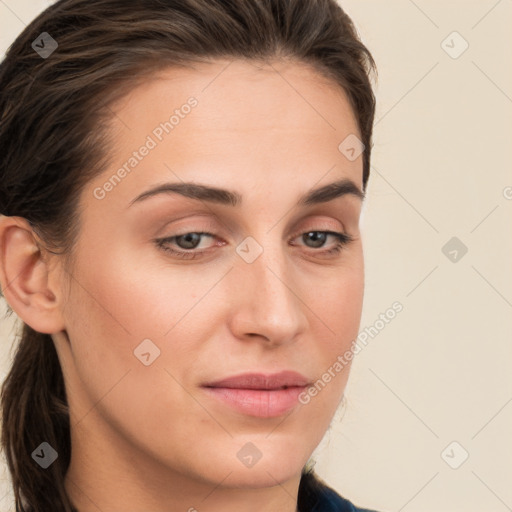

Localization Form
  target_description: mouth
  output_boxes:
[202,370,311,390]
[201,371,311,418]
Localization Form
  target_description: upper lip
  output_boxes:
[202,371,311,390]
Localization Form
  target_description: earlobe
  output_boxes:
[0,215,66,334]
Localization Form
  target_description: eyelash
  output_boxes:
[154,230,354,260]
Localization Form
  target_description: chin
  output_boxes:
[202,442,308,489]
[217,464,302,489]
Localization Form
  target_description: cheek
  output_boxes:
[69,239,219,342]
[61,254,201,447]
[300,262,364,404]
[61,243,221,407]
[298,268,363,419]
[307,257,364,339]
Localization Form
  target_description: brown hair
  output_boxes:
[0,1,376,510]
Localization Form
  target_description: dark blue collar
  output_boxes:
[298,470,381,512]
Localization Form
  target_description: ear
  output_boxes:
[0,215,66,334]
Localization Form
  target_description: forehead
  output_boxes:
[86,58,363,212]
[106,58,360,147]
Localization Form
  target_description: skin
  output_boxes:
[0,58,365,512]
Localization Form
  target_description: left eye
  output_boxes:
[154,230,353,260]
[161,232,216,251]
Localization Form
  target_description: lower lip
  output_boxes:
[202,386,307,418]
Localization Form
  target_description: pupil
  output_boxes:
[305,231,325,248]
[177,233,200,249]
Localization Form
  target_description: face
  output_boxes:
[53,59,365,492]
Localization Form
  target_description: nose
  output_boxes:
[227,242,309,347]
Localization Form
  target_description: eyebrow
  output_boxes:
[128,177,365,208]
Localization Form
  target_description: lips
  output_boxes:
[202,370,311,390]
[201,371,312,417]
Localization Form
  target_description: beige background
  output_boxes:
[1,1,511,511]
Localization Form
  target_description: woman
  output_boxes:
[0,0,379,511]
